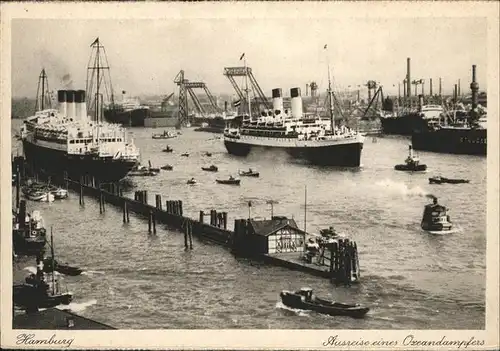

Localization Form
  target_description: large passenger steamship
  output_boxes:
[21,87,140,182]
[223,87,364,167]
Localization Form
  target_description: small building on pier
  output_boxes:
[233,216,306,255]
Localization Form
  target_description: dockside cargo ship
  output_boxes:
[223,87,364,167]
[104,97,150,127]
[411,65,487,156]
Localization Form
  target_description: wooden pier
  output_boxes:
[12,157,361,285]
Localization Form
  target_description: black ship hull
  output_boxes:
[13,229,46,256]
[13,284,73,310]
[23,140,138,182]
[224,140,363,167]
[379,113,429,135]
[103,108,149,127]
[411,128,486,156]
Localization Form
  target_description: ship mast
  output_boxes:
[35,69,50,113]
[243,54,251,118]
[325,45,335,132]
[87,37,113,126]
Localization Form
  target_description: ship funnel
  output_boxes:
[57,90,67,116]
[66,90,76,119]
[75,90,87,120]
[290,87,303,118]
[272,88,283,115]
[470,65,479,110]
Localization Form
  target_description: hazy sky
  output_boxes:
[12,17,487,98]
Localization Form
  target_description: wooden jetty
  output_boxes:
[12,156,360,285]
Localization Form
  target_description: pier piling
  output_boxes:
[199,211,204,223]
[148,210,152,234]
[15,170,20,209]
[152,211,156,234]
[155,195,162,210]
[99,190,103,214]
[222,212,228,230]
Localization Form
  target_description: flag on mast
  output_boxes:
[90,37,99,47]
[240,53,245,60]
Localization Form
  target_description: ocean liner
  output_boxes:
[21,45,140,182]
[223,77,364,167]
[411,65,487,156]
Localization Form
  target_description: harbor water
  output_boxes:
[11,121,486,329]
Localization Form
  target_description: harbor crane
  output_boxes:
[223,66,271,115]
[362,81,385,119]
[160,92,174,112]
[174,70,221,128]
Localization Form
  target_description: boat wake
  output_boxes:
[426,227,461,235]
[375,179,430,198]
[57,299,97,313]
[275,301,310,317]
[81,270,106,276]
[23,266,38,274]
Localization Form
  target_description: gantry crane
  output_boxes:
[223,66,271,115]
[174,70,221,127]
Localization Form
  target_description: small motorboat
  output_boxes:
[187,178,197,185]
[280,288,369,318]
[43,257,82,276]
[22,182,68,200]
[161,164,173,171]
[216,176,241,185]
[395,144,427,172]
[238,168,260,177]
[204,152,212,157]
[162,146,174,153]
[201,165,218,172]
[128,163,160,177]
[421,196,453,233]
[429,176,470,184]
[24,189,55,202]
[51,188,68,199]
[181,153,190,157]
[152,130,177,139]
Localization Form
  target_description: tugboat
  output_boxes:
[280,287,369,318]
[204,152,212,157]
[181,152,190,157]
[14,232,73,311]
[421,196,453,233]
[128,161,160,176]
[162,145,173,153]
[14,263,73,311]
[201,165,218,172]
[161,164,173,171]
[238,168,260,177]
[187,177,197,185]
[12,200,46,256]
[394,144,427,172]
